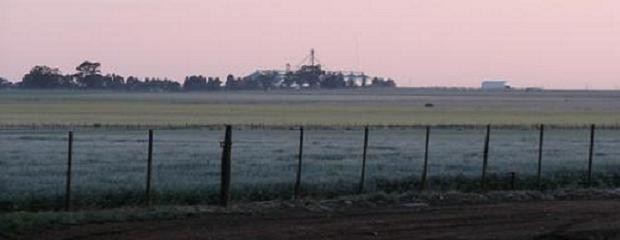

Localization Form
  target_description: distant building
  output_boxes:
[524,87,544,92]
[242,49,390,89]
[481,81,508,91]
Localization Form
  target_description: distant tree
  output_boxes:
[142,77,181,92]
[225,74,241,90]
[0,76,12,89]
[370,77,381,87]
[361,75,368,87]
[15,60,397,92]
[206,77,222,90]
[166,78,181,91]
[346,77,358,88]
[183,75,207,91]
[103,74,125,90]
[75,61,104,89]
[256,72,278,90]
[78,74,105,89]
[125,76,143,91]
[235,77,248,89]
[242,76,260,90]
[60,75,76,88]
[75,61,101,78]
[21,65,67,89]
[321,73,346,89]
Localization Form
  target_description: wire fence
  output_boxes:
[1,124,619,211]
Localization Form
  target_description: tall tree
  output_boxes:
[21,65,67,89]
[75,61,101,78]
[75,61,104,89]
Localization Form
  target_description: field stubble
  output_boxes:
[1,89,620,126]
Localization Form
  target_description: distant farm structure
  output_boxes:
[481,80,509,91]
[4,49,396,92]
[243,49,396,90]
[480,80,545,92]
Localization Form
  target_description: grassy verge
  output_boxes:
[5,187,620,238]
[0,206,202,238]
[2,171,619,212]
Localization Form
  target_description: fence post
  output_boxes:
[64,131,73,211]
[537,124,544,189]
[145,129,153,206]
[420,126,430,190]
[294,127,304,199]
[587,124,595,188]
[220,125,232,207]
[358,126,369,194]
[481,125,491,190]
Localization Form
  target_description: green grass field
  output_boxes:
[1,89,620,126]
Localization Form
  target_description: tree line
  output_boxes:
[0,61,397,91]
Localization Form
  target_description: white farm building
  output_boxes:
[481,81,508,91]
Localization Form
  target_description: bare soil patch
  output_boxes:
[19,200,620,240]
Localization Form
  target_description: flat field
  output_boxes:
[2,89,620,211]
[1,89,620,126]
[2,126,620,210]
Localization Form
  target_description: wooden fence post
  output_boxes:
[587,124,595,188]
[145,129,153,206]
[294,127,304,199]
[65,131,73,211]
[481,125,491,190]
[537,124,544,189]
[420,126,430,190]
[358,126,369,194]
[220,125,232,207]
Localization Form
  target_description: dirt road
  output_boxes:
[22,200,620,240]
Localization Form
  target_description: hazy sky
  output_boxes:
[1,0,619,89]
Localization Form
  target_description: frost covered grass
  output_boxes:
[1,126,620,211]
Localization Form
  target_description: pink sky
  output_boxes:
[1,0,619,89]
